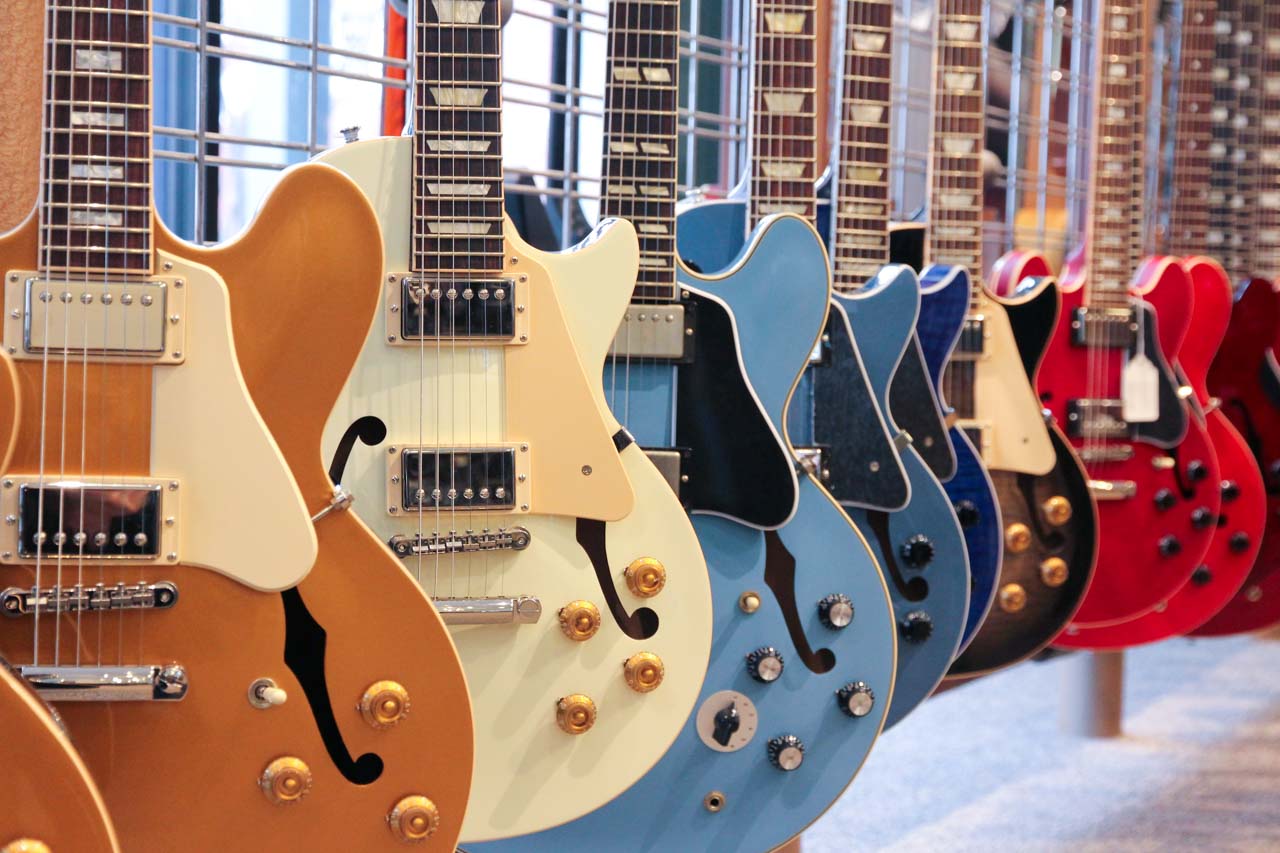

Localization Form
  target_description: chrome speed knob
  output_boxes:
[836,681,875,718]
[817,593,854,630]
[766,734,805,771]
[745,646,784,683]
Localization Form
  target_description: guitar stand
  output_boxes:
[1060,650,1125,737]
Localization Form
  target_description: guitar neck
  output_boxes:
[40,0,154,277]
[1259,3,1280,280]
[1233,0,1266,279]
[926,0,986,296]
[748,0,818,231]
[1166,0,1216,259]
[1206,1,1242,276]
[1084,0,1142,309]
[600,0,680,303]
[830,0,895,292]
[413,0,506,276]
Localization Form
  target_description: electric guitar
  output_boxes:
[1195,0,1280,637]
[943,0,1098,676]
[0,659,118,852]
[1034,0,1222,638]
[317,0,712,841]
[468,2,896,850]
[1063,0,1264,647]
[1,2,474,849]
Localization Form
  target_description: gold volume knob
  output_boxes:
[260,756,312,805]
[388,795,440,843]
[1040,557,1069,588]
[556,694,597,734]
[624,557,667,598]
[1005,523,1032,553]
[361,680,411,729]
[2,841,52,853]
[558,600,601,641]
[998,583,1027,613]
[622,652,665,693]
[1041,496,1073,526]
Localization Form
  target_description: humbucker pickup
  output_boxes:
[1,581,178,617]
[387,447,529,513]
[0,479,178,564]
[3,273,186,364]
[1070,306,1137,349]
[1065,399,1129,439]
[387,275,528,344]
[608,303,694,361]
[953,316,986,358]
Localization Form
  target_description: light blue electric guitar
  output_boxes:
[468,1,895,850]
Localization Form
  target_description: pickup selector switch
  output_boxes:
[899,535,935,568]
[712,702,741,746]
[899,611,934,644]
[745,646,784,683]
[836,681,875,718]
[817,593,854,629]
[767,735,805,771]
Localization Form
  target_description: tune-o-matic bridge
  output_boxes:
[389,527,531,557]
[1065,399,1130,439]
[1,581,178,617]
[386,275,528,345]
[0,479,179,564]
[3,273,186,364]
[1070,306,1138,348]
[386,446,530,514]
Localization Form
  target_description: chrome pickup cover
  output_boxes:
[608,303,692,360]
[1065,398,1129,439]
[1,581,177,617]
[386,275,528,345]
[1070,306,1137,349]
[387,446,530,514]
[0,479,179,565]
[389,527,531,557]
[3,273,186,364]
[19,663,188,702]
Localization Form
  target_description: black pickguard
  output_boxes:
[675,289,797,526]
[281,588,383,785]
[1131,301,1189,447]
[887,336,955,481]
[812,310,909,510]
[890,224,927,274]
[1002,280,1058,380]
[576,518,659,639]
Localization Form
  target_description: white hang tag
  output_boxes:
[1122,352,1161,423]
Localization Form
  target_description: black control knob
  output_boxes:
[899,610,934,644]
[745,646,784,683]
[766,734,805,771]
[711,702,741,747]
[1191,566,1212,587]
[954,500,980,528]
[1153,489,1176,511]
[1158,535,1182,557]
[1221,480,1241,503]
[1187,460,1209,483]
[1190,507,1215,529]
[899,534,936,568]
[1229,531,1252,554]
[835,681,876,718]
[817,593,854,630]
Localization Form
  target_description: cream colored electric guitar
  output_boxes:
[317,0,711,842]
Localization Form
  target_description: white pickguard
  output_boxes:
[317,137,712,841]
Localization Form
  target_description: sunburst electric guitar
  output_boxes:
[317,0,711,842]
[0,2,474,849]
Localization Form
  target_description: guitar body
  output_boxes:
[317,137,711,842]
[0,164,472,851]
[915,265,1003,647]
[471,207,896,853]
[1040,256,1221,635]
[1196,276,1280,635]
[0,663,118,852]
[951,252,1098,675]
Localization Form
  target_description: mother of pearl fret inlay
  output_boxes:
[429,87,487,107]
[852,104,885,124]
[432,0,485,24]
[426,221,493,236]
[638,223,668,234]
[841,202,885,216]
[943,22,979,41]
[762,92,806,114]
[68,210,123,227]
[640,142,670,154]
[426,139,491,153]
[942,137,976,154]
[1108,63,1128,78]
[70,111,125,128]
[427,183,492,196]
[758,203,809,215]
[852,32,887,52]
[943,72,977,91]
[74,49,122,71]
[939,192,978,207]
[760,161,807,178]
[69,163,124,180]
[764,12,807,33]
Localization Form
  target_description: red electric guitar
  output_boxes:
[1024,0,1221,635]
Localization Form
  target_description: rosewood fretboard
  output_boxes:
[1166,0,1215,258]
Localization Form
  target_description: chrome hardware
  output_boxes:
[339,125,360,143]
[1079,445,1134,463]
[389,526,530,557]
[794,447,831,482]
[1088,479,1137,500]
[248,677,288,709]
[310,485,354,524]
[703,791,727,813]
[893,430,914,451]
[642,449,685,496]
[387,447,528,513]
[1177,385,1194,400]
[609,303,691,360]
[1,581,177,617]
[1151,456,1177,470]
[434,596,542,625]
[1070,306,1136,348]
[387,275,527,345]
[4,274,186,363]
[1065,399,1129,439]
[20,664,188,702]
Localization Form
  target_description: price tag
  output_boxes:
[1122,351,1160,423]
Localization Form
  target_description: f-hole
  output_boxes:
[866,512,929,602]
[762,531,835,674]
[1168,447,1198,500]
[1017,473,1066,549]
[281,588,383,785]
[576,519,659,639]
[328,416,388,485]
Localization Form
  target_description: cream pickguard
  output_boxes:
[318,137,712,842]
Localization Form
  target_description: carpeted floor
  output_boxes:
[803,634,1280,852]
